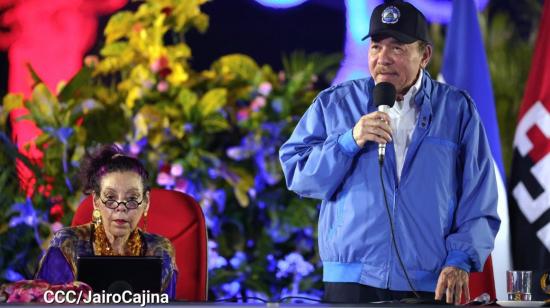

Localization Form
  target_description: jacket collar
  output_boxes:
[366,69,434,126]
[415,69,432,108]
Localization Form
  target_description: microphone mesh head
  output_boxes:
[373,82,396,108]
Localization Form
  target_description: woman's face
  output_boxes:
[93,171,149,239]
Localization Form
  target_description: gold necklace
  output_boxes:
[93,222,142,256]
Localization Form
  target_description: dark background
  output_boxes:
[99,0,346,71]
[0,0,542,98]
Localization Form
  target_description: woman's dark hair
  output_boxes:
[80,144,150,195]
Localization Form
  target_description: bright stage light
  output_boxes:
[254,0,309,9]
[251,0,490,82]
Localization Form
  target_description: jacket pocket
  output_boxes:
[423,136,458,150]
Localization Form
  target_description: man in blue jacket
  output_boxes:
[279,0,500,305]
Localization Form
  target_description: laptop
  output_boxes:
[77,256,162,294]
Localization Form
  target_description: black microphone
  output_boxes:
[373,82,396,164]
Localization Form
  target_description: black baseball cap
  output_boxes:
[362,1,430,44]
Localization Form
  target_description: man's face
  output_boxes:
[368,36,432,96]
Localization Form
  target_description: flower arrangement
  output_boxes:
[0,279,92,303]
[0,0,341,301]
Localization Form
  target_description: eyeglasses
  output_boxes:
[99,197,144,210]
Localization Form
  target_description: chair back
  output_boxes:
[469,256,496,301]
[72,188,208,301]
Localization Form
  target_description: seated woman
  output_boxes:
[36,145,177,298]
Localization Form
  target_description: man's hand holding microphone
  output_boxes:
[352,82,396,164]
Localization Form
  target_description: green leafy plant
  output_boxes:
[0,0,341,300]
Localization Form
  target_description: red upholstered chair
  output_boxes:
[71,188,208,301]
[469,256,496,300]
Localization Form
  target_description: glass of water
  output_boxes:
[507,270,532,301]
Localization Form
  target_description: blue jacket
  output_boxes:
[279,71,500,292]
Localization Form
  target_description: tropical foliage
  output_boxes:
[0,0,341,301]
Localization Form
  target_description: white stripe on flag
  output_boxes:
[537,223,550,252]
[492,162,511,300]
[512,102,550,223]
[513,101,550,156]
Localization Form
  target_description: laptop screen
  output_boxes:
[77,256,162,294]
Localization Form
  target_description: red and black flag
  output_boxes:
[509,0,550,275]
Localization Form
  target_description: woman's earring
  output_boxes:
[92,208,102,226]
[143,212,148,232]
